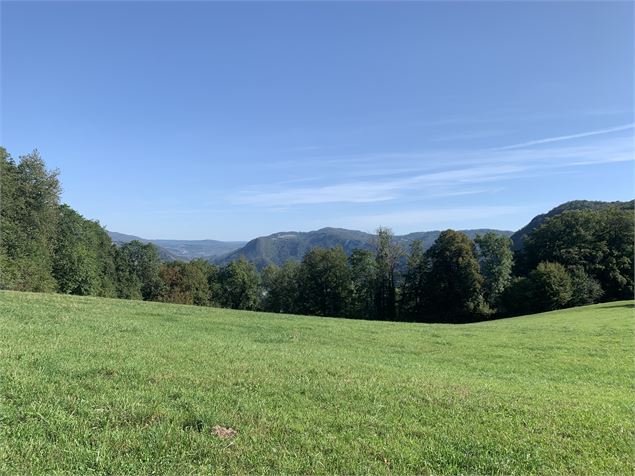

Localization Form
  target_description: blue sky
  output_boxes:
[2,1,633,240]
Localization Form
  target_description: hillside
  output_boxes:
[1,291,632,474]
[510,199,635,250]
[216,227,512,269]
[107,231,246,261]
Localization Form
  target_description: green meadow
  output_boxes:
[1,290,633,474]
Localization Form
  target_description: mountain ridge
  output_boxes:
[109,199,634,267]
[510,199,634,250]
[215,227,514,270]
[107,231,246,261]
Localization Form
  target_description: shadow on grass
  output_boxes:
[598,302,634,310]
[456,301,635,325]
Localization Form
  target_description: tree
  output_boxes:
[297,247,351,317]
[501,263,598,316]
[596,207,634,300]
[0,150,61,291]
[0,148,19,289]
[85,221,119,298]
[159,259,215,306]
[115,241,163,300]
[400,240,429,321]
[52,205,99,295]
[474,232,513,311]
[217,257,261,310]
[499,277,535,316]
[424,230,484,322]
[261,261,300,314]
[520,208,634,300]
[527,261,573,312]
[373,227,402,320]
[347,249,377,319]
[567,266,603,307]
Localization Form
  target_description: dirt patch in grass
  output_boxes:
[212,425,237,439]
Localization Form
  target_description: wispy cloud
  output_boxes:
[233,164,527,206]
[234,127,633,207]
[493,123,634,151]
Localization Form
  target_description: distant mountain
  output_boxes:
[510,200,635,250]
[107,231,246,261]
[215,227,513,270]
[109,199,634,267]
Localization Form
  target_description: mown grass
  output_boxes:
[0,290,633,474]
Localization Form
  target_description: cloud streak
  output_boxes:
[493,123,634,151]
[233,128,633,207]
[234,165,526,206]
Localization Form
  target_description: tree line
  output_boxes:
[1,149,633,323]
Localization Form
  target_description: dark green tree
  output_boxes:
[527,261,573,312]
[373,227,402,320]
[347,249,377,319]
[595,207,634,300]
[567,266,603,307]
[297,246,351,317]
[520,208,634,300]
[400,240,429,321]
[499,277,535,316]
[424,230,484,322]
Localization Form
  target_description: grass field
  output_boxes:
[0,291,633,474]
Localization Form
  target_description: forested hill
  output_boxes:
[215,227,513,270]
[107,231,246,261]
[510,200,635,250]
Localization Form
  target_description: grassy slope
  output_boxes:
[0,291,633,475]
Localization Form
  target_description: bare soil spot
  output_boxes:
[212,425,237,439]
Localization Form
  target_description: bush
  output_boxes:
[499,277,535,316]
[528,262,573,312]
[567,266,603,307]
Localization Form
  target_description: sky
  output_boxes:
[1,1,633,241]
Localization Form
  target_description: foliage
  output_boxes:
[373,227,402,321]
[520,208,634,300]
[424,230,485,322]
[527,261,573,312]
[595,207,635,300]
[474,232,513,310]
[217,257,261,310]
[400,240,429,321]
[52,205,119,297]
[510,199,634,250]
[159,259,216,306]
[347,249,377,320]
[297,246,351,317]
[115,240,163,301]
[499,276,535,316]
[567,266,603,307]
[261,261,300,314]
[0,149,60,291]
